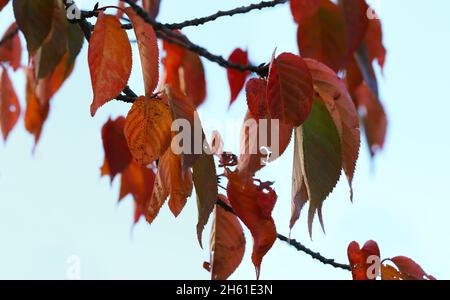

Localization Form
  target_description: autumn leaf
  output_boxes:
[101,117,132,181]
[339,0,369,61]
[162,36,206,108]
[347,240,380,280]
[353,82,387,157]
[166,86,203,169]
[35,0,67,80]
[387,256,435,280]
[305,58,360,199]
[238,111,293,177]
[206,195,245,280]
[88,12,132,116]
[65,23,84,76]
[124,96,172,166]
[290,0,321,22]
[266,52,313,127]
[0,23,22,71]
[227,48,249,106]
[124,7,159,96]
[291,100,342,235]
[0,66,21,141]
[142,0,161,19]
[364,17,386,69]
[0,0,9,12]
[13,0,53,55]
[226,171,277,278]
[297,0,348,71]
[119,160,156,225]
[245,78,268,120]
[193,151,218,248]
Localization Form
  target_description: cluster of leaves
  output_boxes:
[0,0,433,280]
[347,240,436,280]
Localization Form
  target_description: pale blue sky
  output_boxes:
[0,0,449,279]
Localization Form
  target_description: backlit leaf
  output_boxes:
[347,240,380,280]
[124,7,159,96]
[0,23,22,71]
[88,12,132,116]
[297,0,347,71]
[0,66,21,141]
[290,0,321,22]
[267,52,313,127]
[339,0,369,60]
[207,195,245,280]
[291,100,342,235]
[305,58,360,199]
[227,48,249,106]
[101,117,132,181]
[125,96,172,166]
[0,0,9,12]
[226,171,277,278]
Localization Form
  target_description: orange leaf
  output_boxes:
[88,12,132,116]
[226,171,277,278]
[227,48,249,105]
[347,240,380,280]
[290,0,321,22]
[266,52,313,127]
[0,66,21,141]
[297,0,347,71]
[124,96,173,166]
[207,195,245,280]
[305,58,360,199]
[124,7,159,96]
[101,117,132,181]
[0,23,22,71]
[160,149,193,217]
[389,256,435,280]
[380,264,404,280]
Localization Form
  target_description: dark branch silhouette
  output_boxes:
[163,0,289,30]
[215,197,351,271]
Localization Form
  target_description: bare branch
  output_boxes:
[215,197,351,272]
[121,0,269,76]
[164,0,289,30]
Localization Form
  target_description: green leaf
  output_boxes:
[291,100,342,236]
[193,151,218,248]
[13,0,54,55]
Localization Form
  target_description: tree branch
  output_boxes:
[163,0,289,30]
[121,0,269,76]
[215,197,351,272]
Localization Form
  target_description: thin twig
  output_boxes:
[163,0,289,30]
[121,0,269,76]
[215,197,351,271]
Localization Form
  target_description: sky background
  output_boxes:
[0,0,449,280]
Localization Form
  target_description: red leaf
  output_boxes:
[297,0,348,71]
[354,83,387,157]
[305,58,360,199]
[390,256,433,280]
[227,48,249,106]
[290,0,321,22]
[226,171,277,278]
[266,52,313,127]
[0,23,22,71]
[0,66,20,141]
[207,195,245,280]
[339,0,369,60]
[88,12,132,116]
[142,0,161,19]
[101,117,132,181]
[246,78,268,120]
[364,18,386,69]
[124,7,159,96]
[0,0,9,12]
[347,240,380,280]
